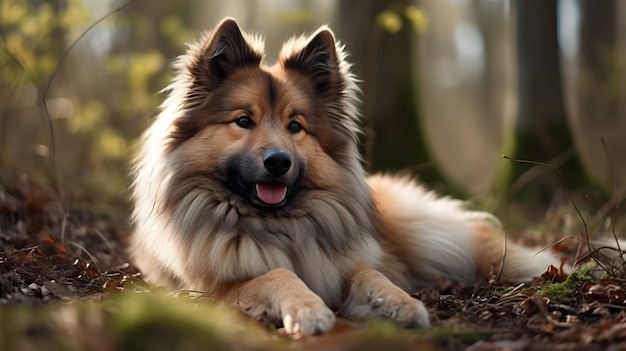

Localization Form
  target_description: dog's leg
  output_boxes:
[340,267,430,328]
[218,268,335,335]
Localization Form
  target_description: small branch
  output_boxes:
[41,0,134,203]
[502,155,602,269]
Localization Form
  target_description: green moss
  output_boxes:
[339,321,485,351]
[0,292,283,351]
[111,292,281,351]
[540,270,595,299]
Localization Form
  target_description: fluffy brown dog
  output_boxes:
[130,18,558,335]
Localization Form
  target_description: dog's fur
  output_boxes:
[130,18,558,335]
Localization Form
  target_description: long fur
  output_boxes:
[130,18,559,334]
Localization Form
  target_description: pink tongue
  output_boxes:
[255,182,288,205]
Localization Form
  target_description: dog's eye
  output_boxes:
[235,116,254,129]
[287,121,303,134]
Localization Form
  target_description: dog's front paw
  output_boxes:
[281,297,336,335]
[367,291,430,328]
[342,269,430,328]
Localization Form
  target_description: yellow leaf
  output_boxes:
[1,0,28,26]
[377,10,403,34]
[67,100,106,134]
[96,128,127,159]
[405,6,428,34]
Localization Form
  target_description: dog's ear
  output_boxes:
[194,18,263,89]
[281,27,343,98]
[166,18,263,149]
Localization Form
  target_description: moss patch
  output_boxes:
[540,270,595,299]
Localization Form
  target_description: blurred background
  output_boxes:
[1,0,625,218]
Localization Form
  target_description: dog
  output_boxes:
[129,17,559,335]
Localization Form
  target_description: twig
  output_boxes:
[601,138,623,255]
[508,148,574,197]
[93,228,117,255]
[41,0,134,192]
[503,155,606,271]
[500,283,526,299]
[0,245,39,256]
[69,242,100,269]
[533,236,577,257]
[41,0,133,240]
[169,290,214,298]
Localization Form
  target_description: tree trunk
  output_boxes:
[338,0,445,188]
[512,0,590,204]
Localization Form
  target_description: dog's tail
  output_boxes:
[368,174,561,289]
[468,217,561,282]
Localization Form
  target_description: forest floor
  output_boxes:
[2,180,626,351]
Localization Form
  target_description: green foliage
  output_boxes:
[160,15,195,47]
[272,9,315,24]
[376,11,403,34]
[112,293,277,351]
[1,0,90,81]
[541,270,595,299]
[405,6,428,34]
[376,6,428,34]
[67,100,106,134]
[0,290,485,351]
[106,50,166,114]
[0,1,193,200]
[0,291,281,351]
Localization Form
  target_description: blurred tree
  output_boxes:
[337,0,447,190]
[0,0,197,201]
[510,0,592,205]
[414,0,515,198]
[563,0,624,200]
[0,0,84,189]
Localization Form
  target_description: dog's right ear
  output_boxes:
[192,18,263,89]
[165,19,263,149]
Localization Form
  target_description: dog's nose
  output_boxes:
[263,150,292,176]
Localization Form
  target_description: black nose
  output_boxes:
[263,150,292,177]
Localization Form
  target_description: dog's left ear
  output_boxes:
[281,27,343,98]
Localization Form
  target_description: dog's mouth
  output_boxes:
[223,157,301,210]
[253,182,288,208]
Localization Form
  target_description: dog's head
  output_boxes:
[156,18,362,210]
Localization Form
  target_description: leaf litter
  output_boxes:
[2,181,626,350]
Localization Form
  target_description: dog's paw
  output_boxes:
[281,297,336,335]
[367,291,430,328]
[342,283,430,328]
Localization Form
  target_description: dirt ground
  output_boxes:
[2,181,626,350]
